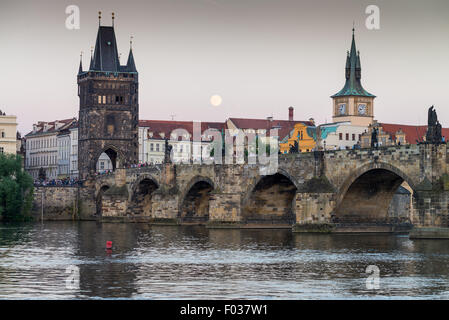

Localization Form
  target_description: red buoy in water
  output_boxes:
[106,241,112,249]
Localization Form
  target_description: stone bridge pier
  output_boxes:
[86,143,449,237]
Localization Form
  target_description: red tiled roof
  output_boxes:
[26,118,77,136]
[380,123,449,144]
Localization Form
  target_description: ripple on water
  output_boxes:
[1,222,449,299]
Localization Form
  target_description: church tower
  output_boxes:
[331,28,375,126]
[77,13,139,179]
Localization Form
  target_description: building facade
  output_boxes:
[0,111,18,155]
[25,118,76,180]
[318,122,366,150]
[280,123,317,153]
[69,123,79,178]
[57,128,71,178]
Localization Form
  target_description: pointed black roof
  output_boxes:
[332,29,375,98]
[78,57,83,75]
[126,48,137,72]
[86,25,137,73]
[91,26,121,72]
[89,52,94,71]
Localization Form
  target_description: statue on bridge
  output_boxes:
[371,127,378,149]
[426,105,443,144]
[289,140,299,153]
[164,139,173,163]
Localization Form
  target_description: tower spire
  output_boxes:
[98,11,101,26]
[89,46,94,70]
[78,51,83,74]
[331,26,375,98]
[126,35,137,72]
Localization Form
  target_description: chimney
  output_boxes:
[288,106,294,121]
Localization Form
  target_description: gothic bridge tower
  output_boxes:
[77,13,138,179]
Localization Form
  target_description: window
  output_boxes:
[150,143,154,151]
[352,134,355,141]
[156,144,160,152]
[102,95,106,104]
[339,133,342,140]
[1,132,4,138]
[0,147,3,153]
[346,133,349,140]
[106,115,115,135]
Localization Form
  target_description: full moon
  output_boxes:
[210,95,222,106]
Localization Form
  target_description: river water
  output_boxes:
[0,221,449,299]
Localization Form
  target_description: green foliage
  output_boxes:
[0,153,34,221]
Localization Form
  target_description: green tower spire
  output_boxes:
[331,28,375,98]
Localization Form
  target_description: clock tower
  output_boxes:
[331,28,375,126]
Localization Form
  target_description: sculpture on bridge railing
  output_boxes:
[164,139,173,163]
[370,127,378,149]
[426,106,444,144]
[289,140,299,153]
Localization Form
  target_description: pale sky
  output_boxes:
[1,0,448,134]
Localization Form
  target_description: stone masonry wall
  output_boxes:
[32,187,79,221]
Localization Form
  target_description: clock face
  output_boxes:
[338,104,346,115]
[358,104,367,115]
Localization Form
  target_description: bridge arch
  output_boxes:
[128,175,159,215]
[242,171,298,225]
[178,176,215,224]
[334,162,417,224]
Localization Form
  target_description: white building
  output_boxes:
[96,153,113,173]
[57,128,71,177]
[0,110,18,155]
[318,121,367,150]
[69,123,79,178]
[25,118,76,180]
[138,120,222,164]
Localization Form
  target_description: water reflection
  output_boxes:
[1,222,449,299]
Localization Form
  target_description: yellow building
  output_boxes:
[280,123,317,153]
[0,111,18,155]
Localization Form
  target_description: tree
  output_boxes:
[0,153,34,221]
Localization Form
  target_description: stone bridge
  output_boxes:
[84,143,449,234]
